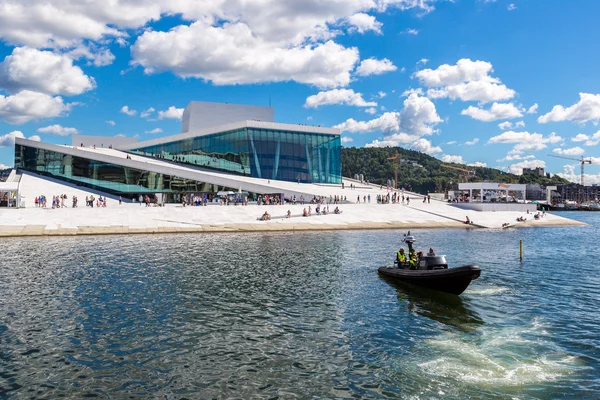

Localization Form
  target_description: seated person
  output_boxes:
[303,208,308,217]
[427,247,435,256]
[315,205,320,214]
[396,248,407,267]
[261,211,270,221]
[334,206,340,214]
[287,210,291,218]
[465,216,471,224]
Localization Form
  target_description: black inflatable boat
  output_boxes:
[378,233,481,295]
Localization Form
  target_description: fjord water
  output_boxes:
[1,213,598,399]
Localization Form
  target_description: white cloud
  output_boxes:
[488,130,562,155]
[446,140,457,145]
[334,93,441,139]
[403,28,419,35]
[341,136,353,144]
[305,89,377,108]
[461,102,523,121]
[347,13,382,34]
[509,159,546,175]
[465,138,479,145]
[37,124,78,136]
[426,81,515,103]
[467,161,487,167]
[417,58,429,65]
[335,112,400,133]
[366,135,442,154]
[552,146,585,156]
[355,58,397,77]
[527,103,538,114]
[106,120,116,126]
[538,93,600,124]
[571,133,590,142]
[415,58,516,103]
[0,90,74,124]
[65,44,115,67]
[120,106,137,116]
[365,107,377,114]
[378,91,386,98]
[556,164,600,185]
[133,22,359,88]
[441,154,464,163]
[158,106,184,120]
[145,128,163,134]
[0,47,95,95]
[497,154,535,162]
[140,107,155,118]
[508,4,517,11]
[498,120,525,130]
[401,88,424,97]
[0,130,41,147]
[0,163,11,169]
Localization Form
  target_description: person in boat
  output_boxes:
[427,247,435,256]
[396,248,407,267]
[409,251,418,270]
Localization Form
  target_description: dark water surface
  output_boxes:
[1,212,599,399]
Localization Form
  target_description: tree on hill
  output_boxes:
[341,146,569,194]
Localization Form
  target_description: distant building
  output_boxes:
[525,183,546,201]
[556,184,600,202]
[523,167,545,177]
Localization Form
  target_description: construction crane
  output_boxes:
[547,154,592,186]
[441,164,476,183]
[387,150,400,189]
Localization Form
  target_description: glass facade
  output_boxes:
[129,127,342,184]
[14,144,245,202]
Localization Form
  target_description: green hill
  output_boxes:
[341,147,569,194]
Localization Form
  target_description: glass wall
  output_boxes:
[14,144,245,201]
[130,128,342,184]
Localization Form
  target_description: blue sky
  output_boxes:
[1,0,600,183]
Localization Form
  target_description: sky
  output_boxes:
[1,0,600,183]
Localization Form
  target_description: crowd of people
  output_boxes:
[33,194,109,208]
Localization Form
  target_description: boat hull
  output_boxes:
[378,265,481,295]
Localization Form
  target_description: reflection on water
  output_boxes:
[1,215,600,398]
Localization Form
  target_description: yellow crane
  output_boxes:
[547,154,592,186]
[441,164,476,183]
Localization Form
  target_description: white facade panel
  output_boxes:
[182,101,274,133]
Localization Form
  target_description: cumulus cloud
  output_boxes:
[508,4,517,11]
[0,90,74,124]
[574,130,600,146]
[488,130,562,155]
[441,154,464,163]
[378,91,386,98]
[334,112,400,134]
[465,138,479,145]
[402,28,419,35]
[0,130,41,147]
[145,128,163,134]
[304,89,377,108]
[509,159,546,175]
[341,136,353,144]
[498,120,525,130]
[446,140,457,145]
[140,107,155,118]
[552,146,585,156]
[0,163,12,169]
[158,106,184,120]
[120,106,137,116]
[65,44,115,67]
[538,93,600,124]
[556,164,600,185]
[334,94,442,142]
[468,161,487,167]
[527,103,538,114]
[106,120,116,126]
[415,58,516,103]
[0,47,95,95]
[366,135,442,154]
[346,13,382,34]
[365,107,377,114]
[355,58,397,77]
[37,124,78,136]
[401,88,424,97]
[461,102,523,122]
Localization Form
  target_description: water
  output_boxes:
[0,212,599,399]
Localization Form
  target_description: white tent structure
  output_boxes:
[458,182,527,203]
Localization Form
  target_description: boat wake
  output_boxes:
[416,318,582,387]
[463,286,510,295]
